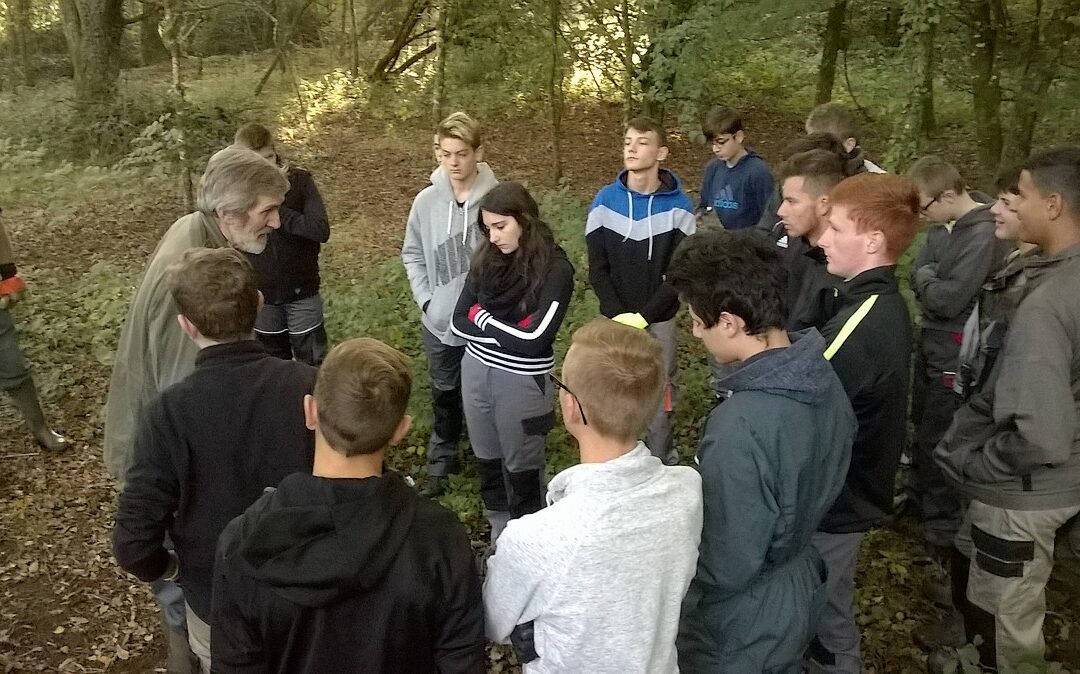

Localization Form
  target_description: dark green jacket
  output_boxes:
[678,330,855,673]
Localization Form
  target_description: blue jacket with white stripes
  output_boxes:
[586,169,696,324]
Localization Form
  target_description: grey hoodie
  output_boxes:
[914,203,1009,332]
[402,163,499,346]
[483,443,702,674]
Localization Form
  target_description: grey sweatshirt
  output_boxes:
[913,203,1007,332]
[483,443,703,674]
[401,163,499,346]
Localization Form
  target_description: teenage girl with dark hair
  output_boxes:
[452,181,575,542]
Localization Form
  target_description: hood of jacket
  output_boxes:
[428,162,499,235]
[597,168,692,261]
[228,471,418,608]
[717,329,833,404]
[953,202,995,231]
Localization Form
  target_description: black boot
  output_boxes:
[508,469,545,519]
[6,378,68,451]
[476,458,510,542]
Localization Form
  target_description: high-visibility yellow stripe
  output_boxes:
[824,295,879,361]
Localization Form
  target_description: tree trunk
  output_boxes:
[159,0,193,210]
[6,0,36,86]
[1006,0,1079,162]
[815,0,847,105]
[370,0,429,82]
[968,0,1004,180]
[430,0,450,126]
[619,0,634,123]
[636,0,696,120]
[59,0,125,107]
[548,0,564,182]
[917,6,937,137]
[347,0,359,78]
[139,1,169,65]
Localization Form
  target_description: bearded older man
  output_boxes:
[103,145,287,674]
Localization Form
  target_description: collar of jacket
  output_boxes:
[839,265,898,303]
[195,210,230,249]
[194,339,267,366]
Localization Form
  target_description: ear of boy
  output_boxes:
[177,314,205,345]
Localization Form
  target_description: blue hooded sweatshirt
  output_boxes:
[586,169,696,323]
[699,150,775,230]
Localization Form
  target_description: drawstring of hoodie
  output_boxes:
[646,194,654,261]
[623,191,657,261]
[462,200,470,245]
[445,199,471,246]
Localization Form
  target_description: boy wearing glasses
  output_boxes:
[904,156,1005,555]
[483,318,703,673]
[668,230,855,673]
[699,105,775,230]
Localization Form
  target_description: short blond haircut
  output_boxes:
[436,111,482,150]
[563,318,664,442]
[197,146,288,216]
[906,155,966,198]
[315,338,412,456]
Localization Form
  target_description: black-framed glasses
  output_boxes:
[549,373,588,426]
[709,134,736,148]
[920,194,940,214]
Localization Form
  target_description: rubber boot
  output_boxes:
[6,378,68,451]
[508,469,545,520]
[476,457,510,542]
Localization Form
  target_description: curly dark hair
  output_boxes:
[667,229,788,334]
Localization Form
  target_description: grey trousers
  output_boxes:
[184,602,211,674]
[421,326,466,476]
[806,530,865,674]
[958,499,1080,670]
[645,318,678,465]
[461,352,551,524]
[253,294,328,366]
[151,577,197,674]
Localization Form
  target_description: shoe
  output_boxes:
[926,647,953,674]
[913,612,966,652]
[419,474,447,498]
[6,378,69,452]
[922,572,953,608]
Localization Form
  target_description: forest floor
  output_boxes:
[1,54,1079,673]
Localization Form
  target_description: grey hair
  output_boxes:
[197,146,289,215]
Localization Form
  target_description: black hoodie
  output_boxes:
[211,471,485,674]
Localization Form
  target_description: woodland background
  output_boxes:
[1,0,1080,671]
